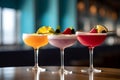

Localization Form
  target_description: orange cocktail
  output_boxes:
[23,33,48,72]
[23,34,48,49]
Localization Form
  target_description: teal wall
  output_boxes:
[20,0,35,33]
[19,0,77,32]
[19,0,35,44]
[36,0,59,30]
[59,0,77,31]
[41,0,59,30]
[0,0,18,9]
[35,0,77,31]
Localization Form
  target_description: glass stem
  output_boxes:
[89,47,94,70]
[34,49,39,68]
[60,48,64,73]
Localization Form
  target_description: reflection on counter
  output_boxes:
[1,67,120,80]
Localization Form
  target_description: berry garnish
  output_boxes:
[62,28,72,34]
[55,26,61,34]
[90,28,97,33]
[70,27,75,34]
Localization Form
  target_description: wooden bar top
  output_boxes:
[0,66,120,80]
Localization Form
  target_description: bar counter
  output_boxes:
[0,66,120,80]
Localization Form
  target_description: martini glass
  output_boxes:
[76,32,107,73]
[48,34,76,74]
[22,33,48,72]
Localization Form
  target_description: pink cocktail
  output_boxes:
[48,34,76,74]
[76,32,107,73]
[48,35,76,49]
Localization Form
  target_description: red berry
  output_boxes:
[90,28,97,33]
[62,28,72,34]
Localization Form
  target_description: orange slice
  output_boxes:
[36,26,55,34]
[96,25,108,33]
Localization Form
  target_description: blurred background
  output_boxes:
[0,0,120,68]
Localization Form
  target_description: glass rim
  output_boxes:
[22,33,48,36]
[76,31,107,35]
[48,34,76,39]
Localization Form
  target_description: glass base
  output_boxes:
[27,66,46,72]
[64,69,72,74]
[81,68,101,73]
[51,69,72,74]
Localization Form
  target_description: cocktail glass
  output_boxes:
[48,34,76,74]
[76,32,107,73]
[22,33,48,72]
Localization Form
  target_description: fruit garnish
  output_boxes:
[62,28,72,34]
[90,27,97,33]
[70,27,75,34]
[96,25,108,33]
[36,26,54,34]
[55,26,61,34]
[90,25,108,33]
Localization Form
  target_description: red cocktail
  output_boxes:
[77,32,106,47]
[76,32,107,73]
